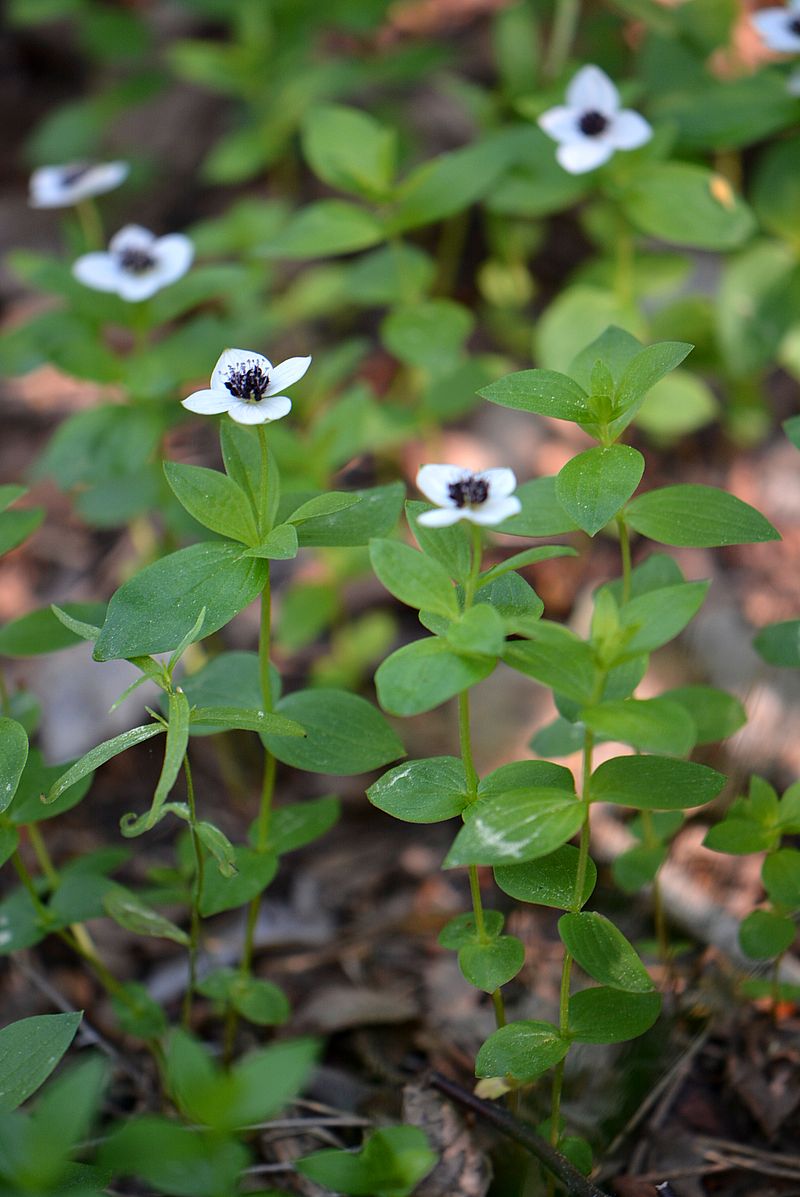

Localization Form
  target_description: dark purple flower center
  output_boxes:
[578,110,609,137]
[448,475,489,508]
[60,164,92,187]
[789,15,800,33]
[225,365,270,402]
[118,247,157,275]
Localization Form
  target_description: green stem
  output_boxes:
[544,0,581,79]
[616,513,632,605]
[26,823,59,889]
[549,731,594,1153]
[75,198,104,251]
[434,211,469,298]
[182,754,204,1029]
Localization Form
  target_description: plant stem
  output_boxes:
[182,754,204,1029]
[75,198,104,250]
[227,425,276,1058]
[544,0,581,79]
[549,731,594,1157]
[616,513,632,604]
[25,824,97,957]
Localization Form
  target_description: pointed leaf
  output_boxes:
[556,445,644,536]
[626,485,779,547]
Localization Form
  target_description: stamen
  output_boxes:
[578,110,609,137]
[448,474,490,508]
[60,164,92,187]
[224,363,270,402]
[790,15,800,33]
[118,247,157,275]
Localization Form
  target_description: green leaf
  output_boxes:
[367,757,467,823]
[754,620,800,668]
[504,624,597,704]
[406,500,471,582]
[268,796,340,855]
[9,749,92,824]
[199,847,278,917]
[479,760,575,798]
[475,1021,568,1082]
[0,1012,82,1111]
[613,341,693,420]
[751,132,800,243]
[446,605,506,657]
[94,542,268,661]
[474,573,544,635]
[0,507,44,557]
[535,286,645,373]
[381,300,474,375]
[703,817,776,855]
[243,524,299,560]
[302,104,395,199]
[370,538,459,619]
[260,200,384,259]
[286,492,360,524]
[163,462,258,545]
[376,638,495,716]
[619,162,755,249]
[119,690,190,837]
[104,889,189,945]
[762,849,800,909]
[663,685,745,744]
[444,788,583,868]
[459,936,525,992]
[495,845,597,910]
[0,719,28,814]
[478,545,578,587]
[591,755,725,810]
[479,369,590,423]
[739,910,795,960]
[263,689,404,775]
[50,604,103,643]
[500,477,579,537]
[99,1114,248,1195]
[0,826,19,869]
[296,483,405,547]
[612,581,709,658]
[196,821,238,878]
[297,1126,436,1197]
[189,705,304,737]
[177,651,272,734]
[580,697,696,756]
[556,446,644,536]
[345,242,435,306]
[626,485,779,547]
[558,912,654,992]
[0,603,106,657]
[568,988,661,1043]
[439,909,505,949]
[112,981,168,1040]
[45,724,165,806]
[636,370,718,441]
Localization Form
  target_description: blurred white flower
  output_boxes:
[182,349,311,425]
[72,225,194,302]
[538,65,652,174]
[29,161,129,208]
[752,1,800,53]
[416,464,522,527]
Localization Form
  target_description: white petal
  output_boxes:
[556,137,614,174]
[538,105,582,144]
[609,109,653,150]
[211,348,272,391]
[416,507,465,527]
[115,274,165,303]
[752,8,800,50]
[480,468,518,500]
[227,396,291,425]
[29,161,128,208]
[182,389,233,415]
[72,252,123,293]
[152,234,194,285]
[468,496,523,526]
[566,65,619,115]
[109,224,156,254]
[416,463,467,507]
[264,355,312,395]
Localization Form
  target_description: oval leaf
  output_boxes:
[626,485,779,547]
[556,445,644,536]
[444,788,583,868]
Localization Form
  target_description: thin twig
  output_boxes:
[429,1071,611,1197]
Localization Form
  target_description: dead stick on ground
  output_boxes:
[428,1072,611,1197]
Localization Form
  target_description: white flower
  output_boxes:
[416,464,522,527]
[752,1,800,52]
[538,65,652,175]
[72,225,194,302]
[29,161,129,208]
[182,349,311,425]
